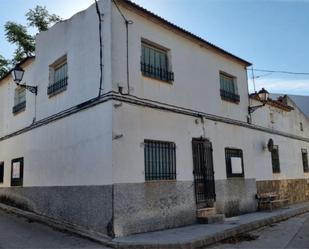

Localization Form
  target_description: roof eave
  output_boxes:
[0,56,35,83]
[118,0,252,67]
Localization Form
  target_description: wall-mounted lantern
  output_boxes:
[248,88,269,114]
[11,65,38,95]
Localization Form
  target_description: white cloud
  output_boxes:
[248,78,309,96]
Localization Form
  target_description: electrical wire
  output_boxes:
[112,0,133,94]
[249,68,309,76]
[95,0,104,96]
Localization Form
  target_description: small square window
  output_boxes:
[12,87,26,114]
[141,41,174,82]
[144,140,176,181]
[48,56,68,96]
[0,162,4,183]
[11,158,24,187]
[302,149,308,173]
[225,148,244,177]
[220,72,239,103]
[271,145,280,173]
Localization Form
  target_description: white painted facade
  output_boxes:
[0,1,308,235]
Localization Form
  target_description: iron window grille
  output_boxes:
[12,101,26,114]
[302,149,309,173]
[13,87,26,114]
[141,42,174,82]
[48,59,68,96]
[225,148,244,177]
[47,76,68,96]
[220,73,240,103]
[0,162,3,183]
[271,145,280,173]
[144,140,176,181]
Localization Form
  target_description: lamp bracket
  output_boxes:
[16,83,38,95]
[248,103,265,114]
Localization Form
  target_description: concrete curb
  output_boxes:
[0,203,112,247]
[109,204,309,249]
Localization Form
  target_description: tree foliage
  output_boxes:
[0,55,10,78]
[0,5,61,78]
[26,6,61,32]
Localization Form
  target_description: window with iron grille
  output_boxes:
[220,72,240,103]
[225,148,244,177]
[271,145,280,173]
[144,140,176,181]
[141,41,174,82]
[302,149,308,173]
[12,87,26,114]
[0,162,3,183]
[48,56,68,96]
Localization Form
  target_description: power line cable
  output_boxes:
[249,68,309,76]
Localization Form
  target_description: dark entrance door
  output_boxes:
[192,138,216,208]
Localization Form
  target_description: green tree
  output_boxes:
[0,5,61,78]
[26,5,61,32]
[0,55,10,78]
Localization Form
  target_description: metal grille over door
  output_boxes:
[192,138,216,208]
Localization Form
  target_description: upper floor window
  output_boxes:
[141,41,174,82]
[220,72,240,103]
[225,148,244,177]
[300,122,304,131]
[271,145,280,173]
[302,149,308,173]
[48,56,68,96]
[144,140,176,181]
[13,87,26,114]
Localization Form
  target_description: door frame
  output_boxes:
[192,137,216,208]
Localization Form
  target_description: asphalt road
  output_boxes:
[209,212,309,249]
[0,210,108,249]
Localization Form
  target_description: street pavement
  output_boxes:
[0,210,108,249]
[0,206,308,249]
[208,212,309,249]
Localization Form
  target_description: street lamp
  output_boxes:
[11,65,38,95]
[248,88,269,114]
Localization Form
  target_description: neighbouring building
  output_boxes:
[0,0,308,237]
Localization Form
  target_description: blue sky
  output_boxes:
[1,0,308,95]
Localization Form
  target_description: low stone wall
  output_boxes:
[113,181,196,237]
[257,179,309,204]
[215,178,257,217]
[0,185,113,235]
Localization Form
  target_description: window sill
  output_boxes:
[145,179,177,183]
[221,97,240,104]
[227,175,245,178]
[48,86,67,98]
[142,74,173,84]
[12,108,26,115]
